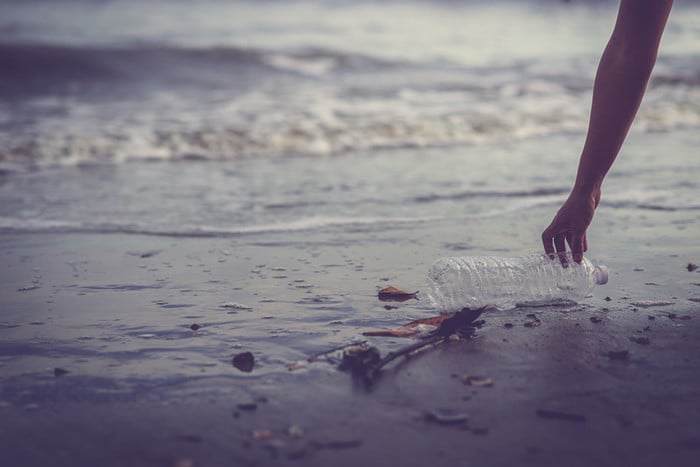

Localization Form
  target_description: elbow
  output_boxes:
[622,47,658,77]
[606,0,672,79]
[606,36,659,82]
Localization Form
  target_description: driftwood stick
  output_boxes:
[375,335,444,369]
[316,306,492,387]
[361,307,490,385]
[364,334,446,384]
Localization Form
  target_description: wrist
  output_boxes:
[572,179,602,198]
[571,179,602,209]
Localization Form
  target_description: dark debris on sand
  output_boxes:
[606,350,630,361]
[232,352,255,372]
[535,409,587,423]
[337,306,489,387]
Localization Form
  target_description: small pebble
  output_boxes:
[425,409,468,425]
[221,302,253,310]
[173,458,194,467]
[174,434,202,443]
[287,447,308,460]
[607,350,630,361]
[630,336,651,345]
[535,409,586,423]
[310,439,362,450]
[463,375,494,387]
[237,402,257,411]
[288,425,304,438]
[631,300,674,308]
[232,352,255,372]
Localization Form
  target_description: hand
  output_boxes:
[541,188,600,264]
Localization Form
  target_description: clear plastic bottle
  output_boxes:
[427,252,608,311]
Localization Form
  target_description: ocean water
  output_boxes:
[1,0,700,396]
[1,0,700,233]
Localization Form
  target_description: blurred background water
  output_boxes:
[1,0,699,237]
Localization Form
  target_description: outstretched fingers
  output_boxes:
[555,233,569,266]
[542,227,570,266]
[542,226,588,264]
[542,229,555,258]
[568,230,586,263]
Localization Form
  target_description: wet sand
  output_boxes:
[2,303,700,467]
[1,225,699,467]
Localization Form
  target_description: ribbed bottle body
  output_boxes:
[427,253,604,311]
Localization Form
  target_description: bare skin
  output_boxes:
[542,0,674,263]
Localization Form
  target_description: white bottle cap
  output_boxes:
[595,265,609,285]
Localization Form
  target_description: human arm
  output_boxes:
[542,0,673,263]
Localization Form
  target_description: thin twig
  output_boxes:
[308,340,368,363]
[364,334,446,383]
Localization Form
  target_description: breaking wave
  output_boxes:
[0,42,396,91]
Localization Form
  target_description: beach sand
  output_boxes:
[1,203,699,466]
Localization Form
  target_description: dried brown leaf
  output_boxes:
[463,375,494,387]
[362,313,454,338]
[378,286,418,302]
[252,429,272,440]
